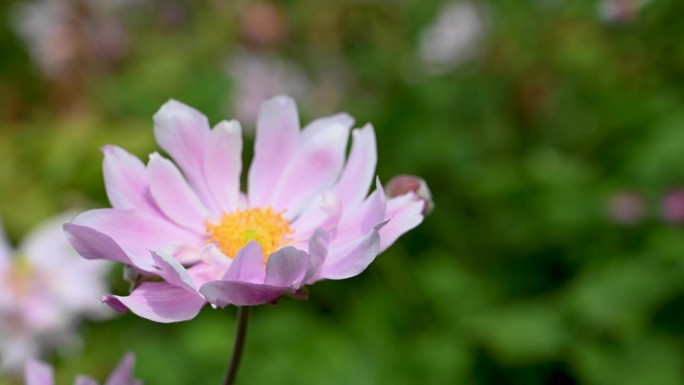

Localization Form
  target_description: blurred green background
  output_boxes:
[2,0,684,384]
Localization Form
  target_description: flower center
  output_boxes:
[205,207,294,261]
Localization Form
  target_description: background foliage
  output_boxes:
[2,0,684,384]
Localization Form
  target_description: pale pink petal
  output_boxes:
[187,262,223,288]
[102,145,157,213]
[66,209,200,271]
[153,99,218,212]
[64,223,155,273]
[200,243,233,271]
[290,191,342,247]
[332,180,386,246]
[332,124,377,207]
[148,153,208,231]
[199,280,291,307]
[270,123,349,218]
[104,352,138,385]
[247,95,301,207]
[2,336,39,373]
[301,112,354,142]
[319,222,385,280]
[20,212,77,268]
[172,244,203,265]
[264,247,308,288]
[103,281,205,323]
[152,251,197,292]
[380,194,425,252]
[25,359,54,385]
[303,229,330,284]
[204,120,242,213]
[223,241,265,283]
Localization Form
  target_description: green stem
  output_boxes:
[223,306,251,385]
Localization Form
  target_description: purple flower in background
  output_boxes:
[662,190,684,225]
[65,95,428,323]
[418,1,487,72]
[0,213,111,373]
[607,191,645,225]
[25,352,140,385]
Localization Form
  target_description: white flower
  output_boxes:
[0,213,111,374]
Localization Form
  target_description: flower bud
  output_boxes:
[385,175,434,215]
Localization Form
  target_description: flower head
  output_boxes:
[65,95,428,323]
[25,352,140,385]
[0,213,111,373]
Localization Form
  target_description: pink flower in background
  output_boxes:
[607,191,645,225]
[662,190,684,225]
[239,1,289,48]
[26,352,140,385]
[597,0,651,24]
[13,0,128,79]
[418,1,487,72]
[65,95,427,323]
[0,213,111,374]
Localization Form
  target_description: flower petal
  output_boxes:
[247,95,301,207]
[301,112,354,142]
[319,222,385,280]
[25,359,54,385]
[148,153,208,231]
[303,229,330,284]
[290,191,341,248]
[223,241,265,283]
[104,353,139,385]
[270,122,350,218]
[66,209,199,272]
[265,246,309,288]
[102,145,157,213]
[199,281,291,307]
[63,223,155,273]
[200,243,233,270]
[380,194,425,252]
[153,99,217,212]
[332,124,377,208]
[152,251,197,292]
[204,120,242,213]
[332,180,386,246]
[103,282,206,323]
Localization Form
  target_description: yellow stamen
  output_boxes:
[205,207,293,262]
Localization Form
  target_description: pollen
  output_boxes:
[205,207,294,262]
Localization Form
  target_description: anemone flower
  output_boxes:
[65,95,427,325]
[0,213,110,374]
[26,353,140,385]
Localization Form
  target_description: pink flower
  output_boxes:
[607,191,645,225]
[65,95,427,323]
[0,213,111,373]
[662,189,684,225]
[25,352,140,385]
